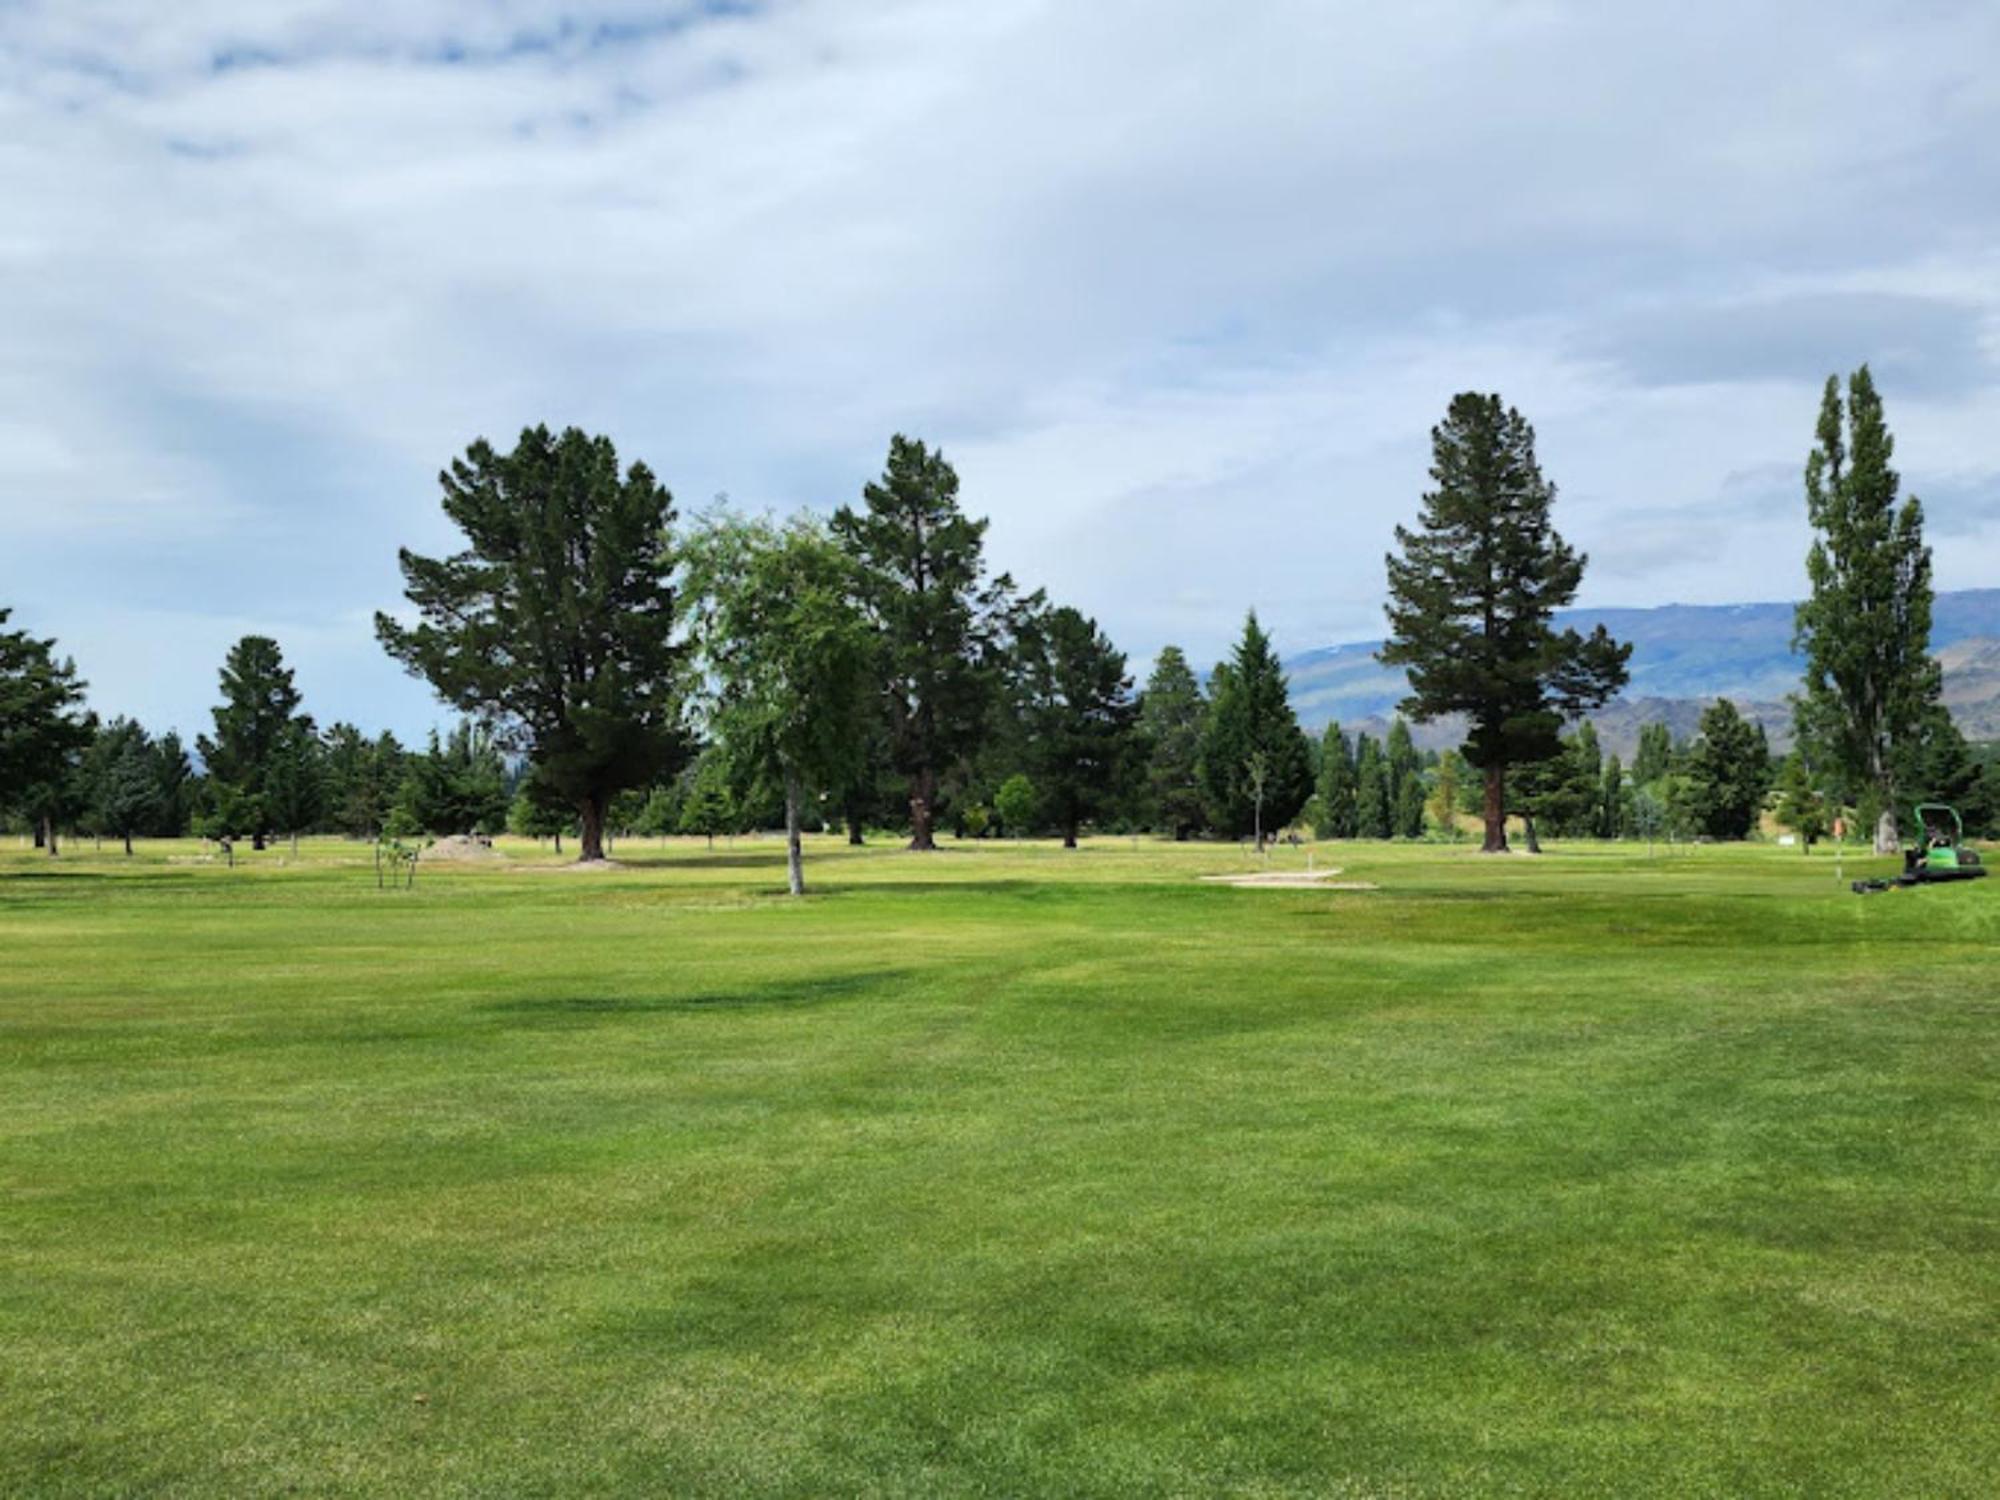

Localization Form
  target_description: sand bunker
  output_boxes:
[1200,868,1379,890]
[423,835,507,863]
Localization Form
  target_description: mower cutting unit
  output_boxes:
[1851,803,1988,894]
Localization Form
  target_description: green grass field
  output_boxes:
[3,833,1995,1497]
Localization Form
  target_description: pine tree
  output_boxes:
[1024,607,1137,849]
[1140,646,1209,840]
[197,635,310,850]
[1685,699,1765,840]
[1385,719,1426,838]
[1354,734,1390,839]
[1793,367,1940,854]
[377,425,686,862]
[1314,722,1358,838]
[833,435,1032,851]
[1773,752,1828,852]
[1198,612,1313,849]
[1381,393,1630,852]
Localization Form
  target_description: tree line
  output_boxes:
[4,369,1991,877]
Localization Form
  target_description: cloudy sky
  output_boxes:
[4,0,1998,741]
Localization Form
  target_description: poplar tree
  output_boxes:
[377,425,685,863]
[1381,393,1630,851]
[1792,367,1939,853]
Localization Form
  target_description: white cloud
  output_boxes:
[2,0,1998,734]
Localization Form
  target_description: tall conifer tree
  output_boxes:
[1198,612,1311,849]
[1381,393,1629,851]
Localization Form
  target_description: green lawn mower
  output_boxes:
[1851,803,1988,893]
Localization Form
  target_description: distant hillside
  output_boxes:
[1281,588,2000,757]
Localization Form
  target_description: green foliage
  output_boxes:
[685,509,876,888]
[1023,606,1137,847]
[1684,699,1767,840]
[322,724,406,838]
[1381,394,1630,850]
[1894,707,1994,836]
[1353,733,1389,838]
[1772,752,1829,850]
[80,718,163,852]
[1140,646,1209,840]
[376,425,687,859]
[1198,613,1312,842]
[1598,754,1626,840]
[396,722,509,836]
[1429,749,1465,841]
[1633,722,1674,786]
[0,613,94,849]
[1792,368,1939,849]
[993,772,1038,837]
[197,635,311,843]
[1314,722,1358,838]
[833,435,1034,849]
[507,780,573,843]
[678,749,737,847]
[1385,718,1426,838]
[263,724,326,842]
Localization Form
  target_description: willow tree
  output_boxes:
[377,425,685,862]
[685,511,873,895]
[1792,367,1939,854]
[1381,393,1629,852]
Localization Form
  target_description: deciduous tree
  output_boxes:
[685,511,875,895]
[1793,367,1939,854]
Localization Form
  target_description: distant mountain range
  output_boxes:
[1281,588,2000,756]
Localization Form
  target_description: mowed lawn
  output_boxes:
[2,835,1995,1497]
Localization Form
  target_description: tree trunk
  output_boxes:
[578,795,607,862]
[33,820,46,849]
[291,830,300,856]
[252,831,266,851]
[784,773,805,896]
[554,829,562,855]
[1063,819,1079,850]
[1522,814,1542,855]
[908,765,938,852]
[846,808,865,846]
[1481,765,1509,852]
[42,817,58,857]
[1874,806,1898,856]
[124,833,133,857]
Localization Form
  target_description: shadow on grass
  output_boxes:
[483,967,914,1025]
